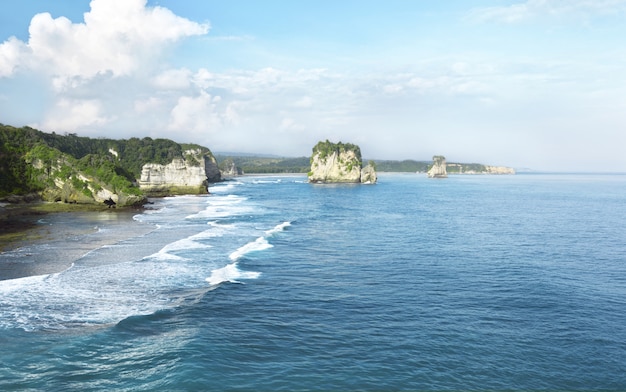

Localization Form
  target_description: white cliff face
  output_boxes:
[309,150,362,183]
[139,150,219,194]
[427,156,448,178]
[484,166,516,175]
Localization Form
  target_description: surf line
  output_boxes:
[205,221,291,286]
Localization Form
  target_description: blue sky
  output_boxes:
[1,0,626,171]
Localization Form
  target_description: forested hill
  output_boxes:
[0,124,216,201]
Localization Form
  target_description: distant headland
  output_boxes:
[1,123,515,207]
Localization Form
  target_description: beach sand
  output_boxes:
[0,203,155,280]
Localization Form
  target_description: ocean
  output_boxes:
[1,173,625,391]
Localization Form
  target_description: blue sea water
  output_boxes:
[1,173,626,391]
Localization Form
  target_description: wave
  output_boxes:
[209,181,244,193]
[185,195,253,220]
[205,263,261,286]
[229,236,272,261]
[229,221,291,261]
[143,237,211,262]
[206,221,291,286]
[266,221,291,236]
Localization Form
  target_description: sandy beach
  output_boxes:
[0,202,155,280]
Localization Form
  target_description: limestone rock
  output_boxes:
[308,140,377,184]
[204,154,222,183]
[427,155,447,178]
[484,165,516,175]
[360,164,377,184]
[139,150,220,195]
[220,157,243,178]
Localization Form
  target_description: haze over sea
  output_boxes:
[1,173,625,391]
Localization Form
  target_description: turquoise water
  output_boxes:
[1,173,626,390]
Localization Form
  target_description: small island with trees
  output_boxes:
[307,140,377,184]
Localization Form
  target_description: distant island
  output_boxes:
[307,140,377,184]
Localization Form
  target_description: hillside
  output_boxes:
[0,124,219,205]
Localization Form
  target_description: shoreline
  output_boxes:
[0,202,155,281]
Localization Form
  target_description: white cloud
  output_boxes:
[0,0,210,132]
[467,0,626,23]
[293,96,314,108]
[280,117,305,131]
[134,97,164,114]
[39,99,110,131]
[0,37,30,77]
[168,91,223,133]
[153,68,192,90]
[0,0,208,84]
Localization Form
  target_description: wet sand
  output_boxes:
[0,203,155,280]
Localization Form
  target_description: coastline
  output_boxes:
[0,202,155,281]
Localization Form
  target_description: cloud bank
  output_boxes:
[468,0,626,23]
[1,0,626,171]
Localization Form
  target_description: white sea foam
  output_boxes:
[209,181,243,193]
[143,237,211,261]
[186,195,253,220]
[0,254,207,331]
[229,237,273,261]
[206,263,261,286]
[266,221,291,236]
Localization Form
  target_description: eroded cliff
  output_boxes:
[308,140,377,184]
[427,155,448,178]
[139,149,220,196]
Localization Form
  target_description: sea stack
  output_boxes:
[308,140,377,184]
[427,155,448,178]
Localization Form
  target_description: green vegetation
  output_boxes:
[0,123,216,203]
[311,140,362,166]
[446,163,487,174]
[371,160,430,172]
[216,155,311,174]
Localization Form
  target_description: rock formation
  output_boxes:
[360,163,378,184]
[220,157,243,178]
[308,140,377,184]
[444,162,516,175]
[427,155,448,178]
[483,166,516,175]
[139,149,220,196]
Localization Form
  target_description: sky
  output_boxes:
[1,0,626,171]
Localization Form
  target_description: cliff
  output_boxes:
[0,124,221,205]
[360,163,377,184]
[219,157,243,178]
[139,149,219,196]
[446,163,516,175]
[308,140,377,184]
[427,155,448,178]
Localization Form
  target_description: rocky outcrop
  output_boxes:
[360,163,377,184]
[138,149,220,196]
[483,166,516,175]
[220,157,243,178]
[308,140,377,184]
[427,155,447,178]
[446,163,516,175]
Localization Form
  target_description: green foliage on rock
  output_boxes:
[311,140,362,166]
[0,123,215,204]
